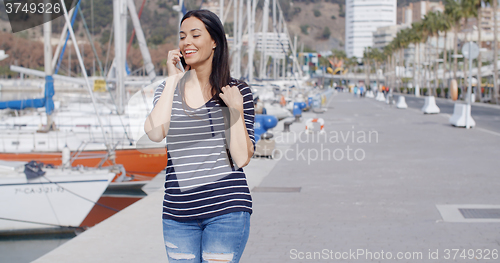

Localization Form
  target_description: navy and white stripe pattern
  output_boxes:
[153,77,255,221]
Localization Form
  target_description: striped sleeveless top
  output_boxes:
[153,77,256,221]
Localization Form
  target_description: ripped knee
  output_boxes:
[165,241,178,249]
[202,252,234,262]
[165,241,195,260]
[168,252,196,260]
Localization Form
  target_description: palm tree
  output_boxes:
[369,47,384,90]
[414,20,432,94]
[406,26,422,94]
[395,28,412,92]
[475,0,484,101]
[383,44,394,92]
[363,47,371,89]
[445,0,464,81]
[460,0,478,98]
[484,0,499,103]
[422,11,442,96]
[435,11,453,95]
[345,56,359,87]
[493,0,498,103]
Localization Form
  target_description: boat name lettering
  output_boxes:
[15,186,65,194]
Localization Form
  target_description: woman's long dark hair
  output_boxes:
[179,10,237,168]
[180,10,231,108]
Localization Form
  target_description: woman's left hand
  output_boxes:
[219,85,244,112]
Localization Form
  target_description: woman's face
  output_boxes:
[179,17,216,68]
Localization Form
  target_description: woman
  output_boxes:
[144,10,255,263]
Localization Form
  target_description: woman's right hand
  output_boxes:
[166,49,190,76]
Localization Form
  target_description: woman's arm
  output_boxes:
[228,108,255,168]
[144,49,188,142]
[143,76,181,142]
[220,84,256,169]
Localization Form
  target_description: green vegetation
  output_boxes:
[300,24,309,35]
[313,9,321,17]
[338,3,345,18]
[321,27,331,39]
[224,22,234,37]
[331,15,336,20]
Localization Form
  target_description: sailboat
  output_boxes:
[0,159,116,232]
[0,0,166,183]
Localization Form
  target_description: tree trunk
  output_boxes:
[462,57,469,100]
[399,48,404,93]
[416,43,420,92]
[453,24,459,80]
[423,42,428,93]
[494,0,499,103]
[365,58,370,89]
[443,31,448,90]
[434,40,438,97]
[412,44,416,93]
[477,6,483,102]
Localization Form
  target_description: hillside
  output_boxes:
[0,0,345,75]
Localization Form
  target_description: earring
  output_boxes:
[213,46,216,49]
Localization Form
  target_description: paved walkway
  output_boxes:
[401,94,500,133]
[242,93,500,262]
[34,92,500,262]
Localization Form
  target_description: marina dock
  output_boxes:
[34,92,500,262]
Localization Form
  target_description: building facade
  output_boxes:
[345,0,397,58]
[372,25,406,50]
[397,1,445,25]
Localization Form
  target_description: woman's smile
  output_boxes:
[184,49,198,58]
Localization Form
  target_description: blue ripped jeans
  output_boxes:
[162,211,250,263]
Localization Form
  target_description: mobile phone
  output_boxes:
[177,61,185,72]
[177,54,187,72]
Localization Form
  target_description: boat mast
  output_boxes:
[259,0,269,79]
[247,0,256,82]
[113,0,126,115]
[43,2,55,131]
[59,0,112,154]
[272,0,277,79]
[220,0,224,23]
[127,0,156,80]
[232,0,240,78]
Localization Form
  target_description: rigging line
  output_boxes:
[105,83,134,145]
[42,175,120,212]
[55,0,80,75]
[41,179,62,227]
[268,1,302,88]
[81,9,131,144]
[126,0,148,57]
[104,24,114,77]
[0,217,77,228]
[78,5,104,76]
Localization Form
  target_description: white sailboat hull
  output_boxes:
[0,162,114,231]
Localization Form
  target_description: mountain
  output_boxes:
[0,0,347,74]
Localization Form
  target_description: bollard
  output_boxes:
[396,96,408,109]
[254,114,278,158]
[421,96,440,114]
[375,91,385,101]
[283,118,295,132]
[293,102,307,122]
[254,114,278,142]
[449,103,475,128]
